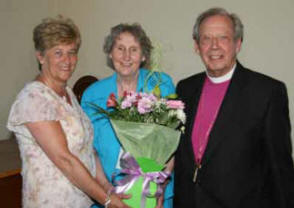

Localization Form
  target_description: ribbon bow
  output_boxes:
[112,152,170,207]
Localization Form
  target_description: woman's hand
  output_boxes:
[108,194,131,208]
[155,156,174,208]
[25,120,125,206]
[155,178,170,208]
[155,194,164,208]
[94,160,131,208]
[116,193,132,200]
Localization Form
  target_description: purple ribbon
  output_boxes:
[112,152,170,208]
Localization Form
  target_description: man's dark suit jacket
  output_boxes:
[174,62,294,208]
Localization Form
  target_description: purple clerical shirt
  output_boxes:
[192,77,230,164]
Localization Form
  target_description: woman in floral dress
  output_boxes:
[7,16,129,208]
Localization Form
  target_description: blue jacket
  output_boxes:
[81,68,175,207]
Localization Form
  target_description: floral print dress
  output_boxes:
[7,81,96,208]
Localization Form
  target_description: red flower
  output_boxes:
[136,94,142,100]
[107,93,117,107]
[123,91,128,98]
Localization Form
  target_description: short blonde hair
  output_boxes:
[33,15,81,53]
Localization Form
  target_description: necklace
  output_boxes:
[117,79,137,96]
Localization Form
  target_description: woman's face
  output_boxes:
[110,32,145,78]
[36,42,78,83]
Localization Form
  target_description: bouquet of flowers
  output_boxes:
[93,91,185,207]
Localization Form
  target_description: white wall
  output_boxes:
[1,0,293,145]
[0,0,52,139]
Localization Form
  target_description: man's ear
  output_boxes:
[194,40,200,54]
[235,38,242,54]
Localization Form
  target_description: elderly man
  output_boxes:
[174,7,294,208]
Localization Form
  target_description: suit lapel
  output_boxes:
[201,62,248,165]
[184,73,206,163]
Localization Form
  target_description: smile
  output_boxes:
[210,55,223,60]
[121,63,132,67]
[60,67,71,71]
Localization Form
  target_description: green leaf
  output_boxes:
[87,102,111,117]
[165,93,178,99]
[152,85,161,97]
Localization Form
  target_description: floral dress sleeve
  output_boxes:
[7,82,65,136]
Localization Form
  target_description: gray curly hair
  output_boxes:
[103,23,153,70]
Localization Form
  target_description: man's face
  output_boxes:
[195,15,242,77]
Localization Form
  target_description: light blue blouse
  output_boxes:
[81,68,175,208]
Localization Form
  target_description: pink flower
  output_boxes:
[141,92,157,102]
[107,93,117,107]
[121,91,138,109]
[166,100,185,109]
[121,99,132,109]
[137,97,153,114]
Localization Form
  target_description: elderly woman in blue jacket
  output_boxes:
[81,23,175,208]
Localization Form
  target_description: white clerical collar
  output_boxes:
[206,64,236,84]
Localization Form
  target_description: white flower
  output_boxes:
[176,109,186,124]
[168,109,177,118]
